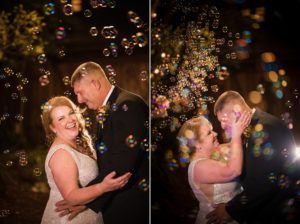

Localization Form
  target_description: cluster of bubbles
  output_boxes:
[260,52,288,100]
[241,6,265,29]
[40,101,52,113]
[85,117,92,128]
[128,11,145,29]
[139,70,148,82]
[38,67,51,86]
[62,76,70,85]
[258,52,299,130]
[101,26,118,39]
[96,110,107,125]
[102,32,147,58]
[138,178,149,192]
[165,149,179,171]
[1,67,29,124]
[4,149,30,167]
[267,173,293,190]
[105,64,117,84]
[140,138,149,151]
[151,5,238,117]
[103,42,118,58]
[43,2,55,16]
[56,26,67,40]
[46,1,86,17]
[18,150,28,166]
[111,103,118,111]
[89,0,116,9]
[233,30,252,60]
[99,10,147,58]
[0,209,11,218]
[151,5,239,160]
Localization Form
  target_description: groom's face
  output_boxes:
[73,76,101,110]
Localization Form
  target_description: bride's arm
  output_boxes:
[49,149,131,206]
[194,111,251,184]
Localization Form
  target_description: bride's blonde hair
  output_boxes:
[41,96,96,160]
[177,116,210,161]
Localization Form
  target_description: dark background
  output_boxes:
[0,0,149,223]
[151,0,300,223]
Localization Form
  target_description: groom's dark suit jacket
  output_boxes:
[86,86,149,224]
[226,109,299,223]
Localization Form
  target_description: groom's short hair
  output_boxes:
[214,91,247,115]
[71,61,106,87]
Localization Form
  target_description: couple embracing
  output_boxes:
[179,91,299,224]
[40,61,149,224]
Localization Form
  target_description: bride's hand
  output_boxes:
[102,171,132,192]
[231,111,252,139]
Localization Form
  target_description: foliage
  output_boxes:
[0,4,47,64]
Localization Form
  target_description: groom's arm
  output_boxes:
[86,99,149,212]
[225,119,296,222]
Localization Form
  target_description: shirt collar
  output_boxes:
[102,85,115,106]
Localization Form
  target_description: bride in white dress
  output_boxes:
[40,96,131,224]
[177,113,251,224]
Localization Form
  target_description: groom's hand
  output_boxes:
[206,203,231,224]
[67,205,86,220]
[55,200,86,220]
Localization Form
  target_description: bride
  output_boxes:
[177,112,251,224]
[40,96,131,224]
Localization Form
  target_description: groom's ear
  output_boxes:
[91,79,101,90]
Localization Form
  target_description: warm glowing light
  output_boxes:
[72,0,82,12]
[268,71,278,82]
[261,52,276,63]
[295,147,300,159]
[278,69,286,76]
[249,91,262,104]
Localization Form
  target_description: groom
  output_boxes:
[207,91,299,224]
[56,61,149,224]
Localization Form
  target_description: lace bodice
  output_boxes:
[188,158,242,224]
[41,144,103,224]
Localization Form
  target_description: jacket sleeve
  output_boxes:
[86,99,149,212]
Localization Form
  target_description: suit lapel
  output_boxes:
[95,87,121,157]
[107,86,121,106]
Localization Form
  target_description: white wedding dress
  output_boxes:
[41,144,103,224]
[188,158,243,224]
